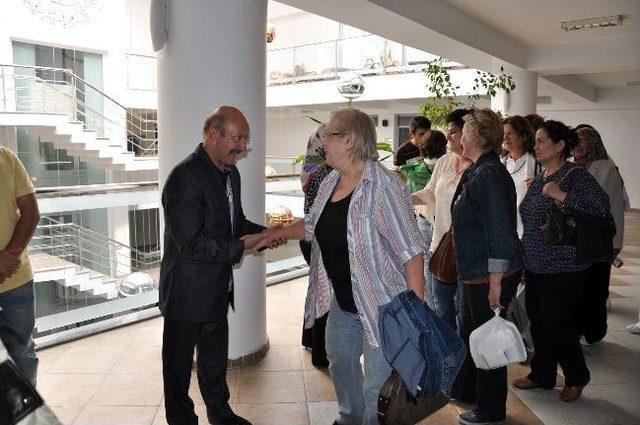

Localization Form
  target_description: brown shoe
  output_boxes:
[513,376,542,390]
[559,385,585,402]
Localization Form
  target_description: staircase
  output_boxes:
[29,217,160,301]
[0,63,158,172]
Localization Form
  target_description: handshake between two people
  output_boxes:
[240,225,288,252]
[0,247,22,285]
[240,219,305,253]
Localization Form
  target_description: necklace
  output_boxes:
[506,156,527,176]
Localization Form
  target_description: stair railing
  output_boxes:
[0,63,158,157]
[30,216,160,281]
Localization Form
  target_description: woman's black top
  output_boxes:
[315,191,357,313]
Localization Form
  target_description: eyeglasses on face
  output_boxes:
[318,130,345,141]
[226,132,250,145]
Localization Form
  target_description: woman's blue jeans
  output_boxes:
[416,216,435,310]
[325,296,391,425]
[432,277,465,333]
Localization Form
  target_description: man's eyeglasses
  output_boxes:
[227,132,250,145]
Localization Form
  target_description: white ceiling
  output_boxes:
[577,70,640,88]
[273,0,640,96]
[444,0,640,46]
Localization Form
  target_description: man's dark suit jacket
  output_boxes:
[159,144,265,323]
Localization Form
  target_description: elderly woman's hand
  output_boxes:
[542,181,567,203]
[488,273,504,310]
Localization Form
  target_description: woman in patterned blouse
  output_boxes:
[514,120,610,403]
[271,108,425,425]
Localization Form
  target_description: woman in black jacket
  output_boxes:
[452,109,524,425]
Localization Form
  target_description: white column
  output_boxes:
[491,70,538,116]
[107,206,132,275]
[157,0,268,360]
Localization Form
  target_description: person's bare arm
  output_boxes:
[404,254,425,300]
[0,193,39,283]
[5,193,40,254]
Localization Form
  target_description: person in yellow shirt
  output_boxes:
[0,146,40,386]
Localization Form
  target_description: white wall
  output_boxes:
[539,88,640,209]
[266,110,404,158]
[268,12,339,49]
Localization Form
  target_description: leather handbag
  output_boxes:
[541,203,577,245]
[429,228,457,284]
[377,370,449,425]
[540,166,580,246]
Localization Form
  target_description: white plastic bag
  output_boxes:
[469,309,526,370]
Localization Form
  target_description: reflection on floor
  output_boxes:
[36,212,640,424]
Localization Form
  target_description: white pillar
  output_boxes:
[491,70,538,116]
[157,0,268,360]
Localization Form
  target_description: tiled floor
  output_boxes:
[36,212,640,425]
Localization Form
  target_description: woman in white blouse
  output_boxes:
[501,115,538,237]
[413,109,472,333]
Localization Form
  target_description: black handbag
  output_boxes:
[540,167,580,246]
[377,370,449,425]
[541,204,577,245]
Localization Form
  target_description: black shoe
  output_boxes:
[209,411,252,425]
[458,409,505,425]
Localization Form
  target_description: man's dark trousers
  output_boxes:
[163,312,231,425]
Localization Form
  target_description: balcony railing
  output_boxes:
[267,34,461,86]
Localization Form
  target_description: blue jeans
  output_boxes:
[0,281,38,387]
[417,216,435,310]
[326,296,391,425]
[432,277,465,333]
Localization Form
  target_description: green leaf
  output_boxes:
[306,115,323,125]
[292,154,306,165]
[376,142,394,153]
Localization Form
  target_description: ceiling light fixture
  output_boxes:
[561,15,623,32]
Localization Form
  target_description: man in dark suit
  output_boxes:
[160,106,278,425]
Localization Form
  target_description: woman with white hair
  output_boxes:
[272,108,425,425]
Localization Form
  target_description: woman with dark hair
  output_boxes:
[502,116,538,237]
[573,126,629,344]
[452,109,523,425]
[514,120,610,402]
[524,114,544,132]
[299,124,332,367]
[403,129,448,309]
[394,115,431,166]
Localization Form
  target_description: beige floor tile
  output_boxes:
[244,345,303,372]
[303,369,336,402]
[234,402,309,425]
[88,373,164,406]
[48,346,127,374]
[36,344,71,374]
[307,401,338,425]
[236,371,306,404]
[38,373,107,406]
[73,405,158,425]
[111,344,163,374]
[267,324,302,346]
[49,405,85,424]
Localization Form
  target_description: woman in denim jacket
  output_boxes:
[452,109,524,425]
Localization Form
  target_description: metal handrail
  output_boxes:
[1,63,153,124]
[30,216,160,280]
[0,63,158,156]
